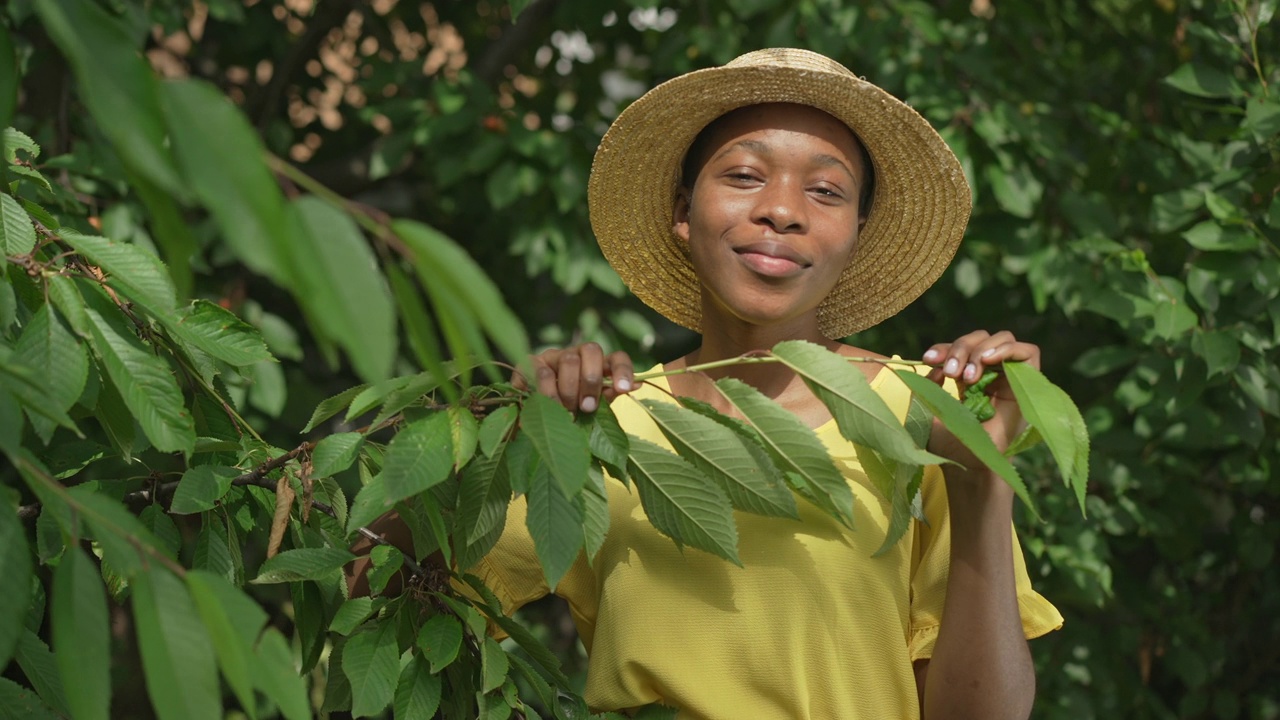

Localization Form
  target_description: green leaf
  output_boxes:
[416,614,463,673]
[1072,346,1138,378]
[12,305,88,442]
[186,570,269,720]
[1003,362,1089,513]
[343,622,401,718]
[448,405,480,470]
[0,194,34,255]
[638,399,796,518]
[139,505,181,558]
[521,393,590,496]
[252,547,356,584]
[772,341,944,467]
[161,79,289,282]
[0,348,79,435]
[33,0,185,193]
[12,631,68,716]
[303,384,369,433]
[456,443,512,545]
[1182,221,1258,251]
[170,465,240,514]
[0,677,60,720]
[366,545,404,596]
[1192,330,1241,378]
[627,436,740,565]
[60,231,177,317]
[394,657,442,719]
[382,412,454,505]
[481,635,510,693]
[165,300,273,366]
[0,504,32,670]
[0,25,16,131]
[893,370,1038,517]
[715,377,855,528]
[84,304,195,455]
[312,433,365,478]
[393,220,530,373]
[1163,62,1244,98]
[192,517,236,582]
[330,597,377,635]
[1153,300,1198,339]
[251,628,312,720]
[347,475,389,535]
[585,400,630,479]
[2,128,38,163]
[525,457,584,589]
[581,465,611,564]
[386,261,448,386]
[132,570,221,720]
[984,162,1043,218]
[290,196,396,383]
[478,405,518,457]
[71,488,170,576]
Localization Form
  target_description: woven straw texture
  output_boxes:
[587,48,972,339]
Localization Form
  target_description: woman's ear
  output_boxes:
[672,190,692,243]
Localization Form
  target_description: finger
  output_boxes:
[533,350,563,400]
[977,340,1041,370]
[556,349,582,412]
[921,343,951,367]
[602,351,636,401]
[942,330,991,383]
[577,343,605,413]
[964,330,1016,382]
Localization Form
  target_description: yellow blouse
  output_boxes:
[472,365,1062,719]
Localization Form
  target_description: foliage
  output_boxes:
[0,0,1277,718]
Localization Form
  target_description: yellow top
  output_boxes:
[472,365,1063,719]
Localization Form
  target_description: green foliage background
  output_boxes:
[1,0,1277,718]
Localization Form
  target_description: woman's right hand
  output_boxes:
[512,342,637,414]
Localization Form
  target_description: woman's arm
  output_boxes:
[915,330,1039,720]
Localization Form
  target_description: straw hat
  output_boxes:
[588,48,971,339]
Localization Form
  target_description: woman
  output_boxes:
[357,49,1062,719]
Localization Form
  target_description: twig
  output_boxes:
[625,353,927,383]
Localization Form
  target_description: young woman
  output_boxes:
[354,48,1062,719]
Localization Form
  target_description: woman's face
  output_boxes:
[673,103,870,334]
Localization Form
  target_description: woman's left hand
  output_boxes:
[921,330,1040,476]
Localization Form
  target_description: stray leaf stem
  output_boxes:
[628,353,927,383]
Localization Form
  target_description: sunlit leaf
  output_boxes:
[165,300,273,366]
[525,457,584,589]
[627,436,740,565]
[60,231,178,318]
[1004,361,1090,512]
[312,433,364,478]
[251,547,356,584]
[521,393,590,497]
[170,465,240,515]
[0,194,34,255]
[303,384,369,433]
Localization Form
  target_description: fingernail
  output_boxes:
[981,348,996,358]
[944,358,959,376]
[964,363,978,381]
[581,396,597,413]
[615,378,632,392]
[923,349,940,362]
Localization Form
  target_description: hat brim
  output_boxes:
[588,55,972,339]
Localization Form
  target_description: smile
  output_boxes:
[733,242,811,278]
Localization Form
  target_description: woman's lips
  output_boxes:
[734,242,810,278]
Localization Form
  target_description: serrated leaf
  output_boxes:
[382,412,454,505]
[580,465,610,564]
[0,504,32,670]
[251,547,356,584]
[715,377,855,528]
[521,393,590,496]
[1192,330,1241,378]
[11,632,68,716]
[855,445,923,557]
[366,545,404,596]
[1163,61,1244,98]
[2,128,38,163]
[0,677,60,719]
[170,465,240,514]
[343,622,400,718]
[481,635,510,693]
[416,614,462,673]
[393,220,529,380]
[139,505,181,557]
[386,261,449,391]
[371,370,450,426]
[186,570,269,720]
[303,384,369,433]
[60,231,177,317]
[773,342,946,466]
[893,370,1038,518]
[448,405,479,469]
[71,488,170,576]
[192,516,236,582]
[312,433,365,478]
[12,305,88,442]
[585,399,630,480]
[626,436,740,565]
[84,304,195,455]
[1003,362,1090,514]
[0,194,34,255]
[478,405,518,458]
[0,351,79,435]
[525,457,584,589]
[291,196,396,383]
[347,475,389,535]
[330,597,377,635]
[457,443,512,545]
[132,570,220,720]
[34,0,184,193]
[251,628,312,720]
[165,300,273,366]
[639,399,796,518]
[1004,425,1044,457]
[394,657,442,719]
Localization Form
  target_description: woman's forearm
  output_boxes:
[922,472,1035,720]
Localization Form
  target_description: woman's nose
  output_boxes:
[752,181,807,233]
